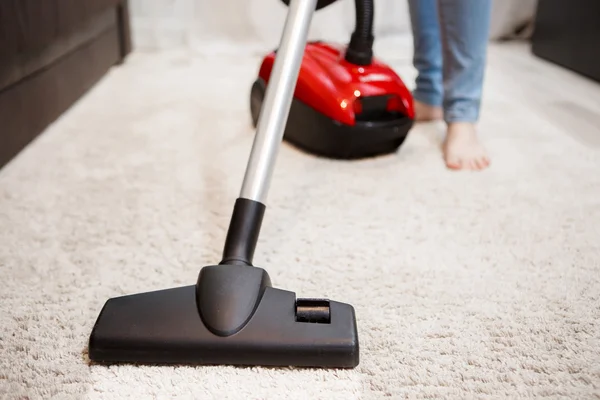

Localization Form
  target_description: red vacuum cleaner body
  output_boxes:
[251,41,414,159]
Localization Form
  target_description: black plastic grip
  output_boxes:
[220,198,266,266]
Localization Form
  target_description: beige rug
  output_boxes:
[1,38,600,399]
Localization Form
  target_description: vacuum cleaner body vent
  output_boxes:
[251,41,414,159]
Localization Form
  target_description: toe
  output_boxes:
[478,155,491,169]
[445,154,462,169]
[474,158,485,170]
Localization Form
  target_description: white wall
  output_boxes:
[129,0,538,54]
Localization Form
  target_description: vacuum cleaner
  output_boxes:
[250,0,415,160]
[88,0,359,369]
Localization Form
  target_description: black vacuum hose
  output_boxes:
[345,0,374,65]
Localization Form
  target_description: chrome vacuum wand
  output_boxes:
[87,0,360,369]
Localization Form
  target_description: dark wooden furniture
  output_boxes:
[532,0,600,83]
[0,0,132,169]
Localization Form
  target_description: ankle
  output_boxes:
[414,100,443,122]
[446,121,477,136]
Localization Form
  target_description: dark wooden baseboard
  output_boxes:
[0,23,121,169]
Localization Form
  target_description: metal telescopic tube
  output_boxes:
[239,0,317,204]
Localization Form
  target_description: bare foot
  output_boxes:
[414,100,443,122]
[443,122,490,170]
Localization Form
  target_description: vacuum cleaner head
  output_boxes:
[89,200,359,369]
[251,41,415,160]
[89,264,359,368]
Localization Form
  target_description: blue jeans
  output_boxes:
[408,0,492,123]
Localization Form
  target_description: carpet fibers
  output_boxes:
[1,41,600,399]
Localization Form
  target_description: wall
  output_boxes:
[129,0,538,54]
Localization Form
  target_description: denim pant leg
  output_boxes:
[408,0,443,107]
[438,0,492,123]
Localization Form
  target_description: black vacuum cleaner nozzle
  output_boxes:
[88,264,359,368]
[88,199,359,369]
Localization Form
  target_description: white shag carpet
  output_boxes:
[1,39,600,399]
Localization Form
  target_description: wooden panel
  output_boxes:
[532,0,600,82]
[0,7,116,90]
[0,0,122,59]
[0,25,121,169]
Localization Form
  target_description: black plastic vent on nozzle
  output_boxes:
[296,299,331,323]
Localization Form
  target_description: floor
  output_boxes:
[1,38,600,399]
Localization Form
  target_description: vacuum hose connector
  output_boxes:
[345,0,374,66]
[220,198,265,266]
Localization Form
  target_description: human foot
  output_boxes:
[443,122,490,170]
[414,100,443,122]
